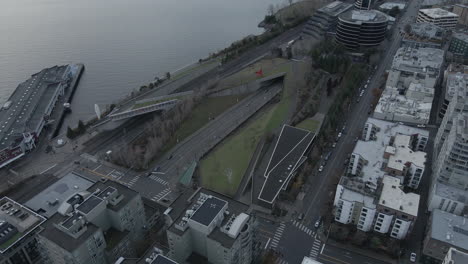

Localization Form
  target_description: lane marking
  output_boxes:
[40,164,57,174]
[264,238,271,249]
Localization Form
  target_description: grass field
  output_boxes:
[161,94,248,153]
[295,118,320,133]
[171,59,220,81]
[199,60,305,196]
[132,96,183,109]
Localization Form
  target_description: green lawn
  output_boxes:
[171,59,220,81]
[199,61,296,196]
[161,94,248,153]
[132,96,183,110]
[295,119,320,133]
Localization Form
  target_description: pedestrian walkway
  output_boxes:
[309,238,322,259]
[149,175,169,185]
[126,175,140,187]
[270,222,286,249]
[276,259,289,264]
[292,220,314,237]
[151,188,171,201]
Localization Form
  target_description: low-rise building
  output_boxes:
[417,8,459,29]
[0,197,46,264]
[423,209,468,261]
[37,180,148,264]
[379,2,406,12]
[453,4,468,26]
[165,188,252,264]
[442,247,468,264]
[302,1,353,38]
[402,23,447,48]
[374,47,444,124]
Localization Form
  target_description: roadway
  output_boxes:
[268,0,424,263]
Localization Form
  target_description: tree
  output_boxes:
[388,6,400,17]
[404,24,412,34]
[66,126,75,139]
[268,4,275,15]
[166,72,171,80]
[287,0,293,5]
[77,120,86,133]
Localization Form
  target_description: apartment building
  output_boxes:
[417,8,459,29]
[442,247,468,264]
[37,180,147,264]
[402,23,446,49]
[449,32,468,59]
[0,197,46,264]
[423,210,468,261]
[354,0,372,10]
[333,118,426,239]
[165,189,252,264]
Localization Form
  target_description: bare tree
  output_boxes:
[268,4,275,15]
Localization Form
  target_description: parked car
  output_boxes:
[332,142,337,148]
[314,217,321,228]
[298,213,305,220]
[417,124,426,128]
[410,253,417,262]
[337,132,342,138]
[318,165,324,172]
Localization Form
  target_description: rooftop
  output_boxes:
[379,2,406,10]
[435,182,468,204]
[378,176,420,216]
[339,9,388,23]
[337,180,377,208]
[190,196,227,226]
[419,8,459,19]
[350,117,428,187]
[430,209,468,251]
[319,1,353,17]
[149,255,179,264]
[168,188,250,249]
[24,172,94,218]
[445,72,468,102]
[258,125,315,204]
[392,47,444,74]
[445,247,468,263]
[387,134,426,171]
[0,65,70,149]
[453,31,468,43]
[0,197,46,253]
[404,23,446,43]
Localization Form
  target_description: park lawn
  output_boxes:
[161,94,249,153]
[200,106,277,196]
[132,96,183,109]
[199,61,297,196]
[171,59,220,81]
[295,119,320,133]
[218,58,290,90]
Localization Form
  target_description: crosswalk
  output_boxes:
[270,222,286,249]
[292,220,314,236]
[309,239,322,259]
[126,175,140,187]
[149,175,169,185]
[152,188,171,201]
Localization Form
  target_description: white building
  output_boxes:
[417,8,459,29]
[333,118,425,239]
[442,247,468,264]
[165,189,252,264]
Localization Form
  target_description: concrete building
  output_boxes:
[0,197,46,264]
[449,32,468,59]
[334,176,420,239]
[333,118,425,239]
[417,8,459,29]
[379,2,406,12]
[442,247,468,264]
[165,189,252,264]
[302,1,353,38]
[423,210,468,261]
[354,0,372,10]
[374,47,444,124]
[335,10,388,50]
[453,4,468,26]
[429,114,468,216]
[0,64,82,169]
[37,179,147,264]
[402,23,447,48]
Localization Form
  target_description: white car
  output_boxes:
[410,253,416,262]
[417,124,426,128]
[318,165,324,172]
[337,132,342,138]
[314,218,321,228]
[332,142,337,148]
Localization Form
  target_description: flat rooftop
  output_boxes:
[392,47,444,74]
[319,1,353,17]
[404,23,445,42]
[446,247,468,263]
[0,197,46,253]
[435,182,468,204]
[340,9,388,23]
[446,72,468,102]
[0,65,69,149]
[350,118,428,187]
[419,8,458,19]
[150,254,179,264]
[190,196,227,226]
[453,31,468,43]
[431,209,468,251]
[378,176,419,216]
[258,125,315,204]
[24,172,94,218]
[379,2,406,10]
